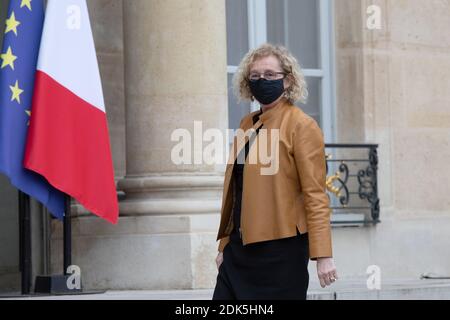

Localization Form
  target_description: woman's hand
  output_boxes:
[316,257,338,288]
[216,252,224,270]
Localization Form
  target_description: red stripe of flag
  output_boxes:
[24,71,118,224]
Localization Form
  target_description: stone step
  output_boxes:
[2,279,450,300]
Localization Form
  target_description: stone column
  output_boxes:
[49,0,227,291]
[117,0,228,289]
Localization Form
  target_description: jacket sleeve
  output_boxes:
[218,236,230,252]
[293,117,333,260]
[217,116,247,253]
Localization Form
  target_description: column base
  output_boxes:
[51,174,224,291]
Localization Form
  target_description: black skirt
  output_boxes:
[213,228,310,300]
[213,150,310,300]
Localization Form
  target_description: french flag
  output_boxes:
[24,0,119,224]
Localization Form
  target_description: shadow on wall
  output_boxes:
[0,0,7,47]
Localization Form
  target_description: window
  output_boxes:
[226,0,336,144]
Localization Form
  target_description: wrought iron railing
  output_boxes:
[325,143,380,226]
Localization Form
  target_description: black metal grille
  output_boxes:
[325,144,380,226]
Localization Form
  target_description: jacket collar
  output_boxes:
[229,98,290,166]
[256,97,290,124]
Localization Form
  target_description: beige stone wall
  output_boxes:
[380,0,450,215]
[88,0,126,178]
[336,0,450,215]
[332,0,450,280]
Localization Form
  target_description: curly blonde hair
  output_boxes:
[233,43,308,104]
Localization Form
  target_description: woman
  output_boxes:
[213,44,337,300]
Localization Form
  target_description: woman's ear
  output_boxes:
[283,75,292,90]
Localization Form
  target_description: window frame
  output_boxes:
[226,0,337,145]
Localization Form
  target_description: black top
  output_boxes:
[230,109,264,242]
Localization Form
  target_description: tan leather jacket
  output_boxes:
[216,98,333,259]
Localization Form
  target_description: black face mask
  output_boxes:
[249,78,285,105]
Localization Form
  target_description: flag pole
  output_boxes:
[18,191,32,295]
[34,193,83,294]
[63,194,72,275]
